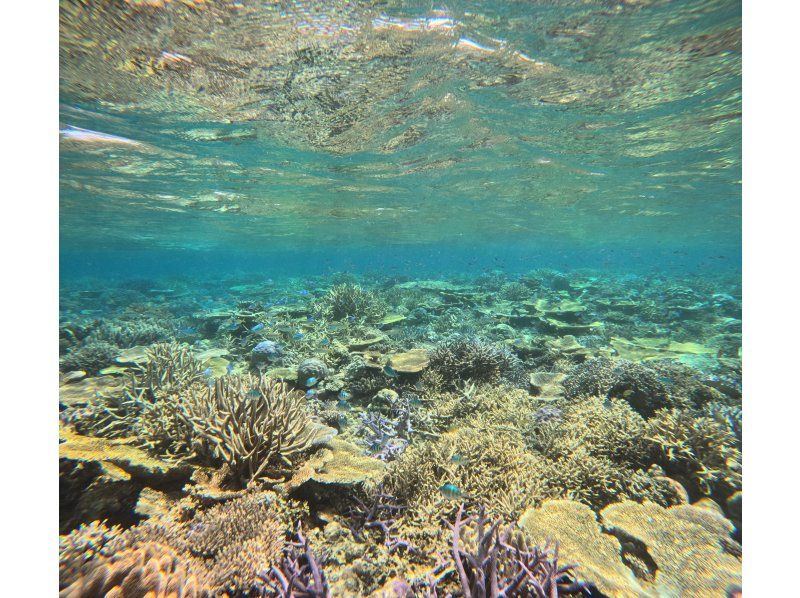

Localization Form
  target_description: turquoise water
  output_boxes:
[60,0,740,278]
[59,1,742,595]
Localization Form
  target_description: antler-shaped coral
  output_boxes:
[446,504,586,598]
[178,375,328,485]
[263,529,331,598]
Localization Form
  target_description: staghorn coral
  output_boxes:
[562,357,671,416]
[62,343,208,452]
[178,375,336,486]
[90,319,174,348]
[539,448,671,511]
[539,397,650,467]
[264,529,332,598]
[186,493,285,593]
[427,336,528,390]
[60,339,119,374]
[645,407,742,498]
[59,542,213,598]
[134,342,208,396]
[314,283,387,322]
[386,428,547,520]
[444,504,586,598]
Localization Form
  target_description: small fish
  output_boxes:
[250,323,265,333]
[177,326,196,335]
[307,315,316,322]
[246,389,261,399]
[383,365,399,378]
[450,454,467,465]
[305,389,318,399]
[338,390,351,400]
[293,332,305,340]
[306,377,318,387]
[202,368,213,378]
[226,363,235,375]
[337,399,351,411]
[298,289,310,296]
[439,483,466,500]
[320,338,330,347]
[226,322,239,331]
[347,315,356,323]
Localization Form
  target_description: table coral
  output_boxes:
[600,501,742,597]
[519,500,648,598]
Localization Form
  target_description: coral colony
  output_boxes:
[60,272,742,596]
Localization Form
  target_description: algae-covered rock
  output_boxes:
[115,345,150,364]
[281,438,385,494]
[59,424,191,483]
[601,501,742,597]
[378,313,406,328]
[59,376,126,408]
[387,348,429,374]
[519,500,648,598]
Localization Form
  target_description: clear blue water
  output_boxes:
[59,2,742,594]
[60,0,740,280]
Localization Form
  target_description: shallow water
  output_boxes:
[59,1,741,596]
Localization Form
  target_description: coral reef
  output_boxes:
[445,504,585,597]
[563,357,672,415]
[60,542,213,598]
[60,339,119,374]
[520,500,647,597]
[645,407,742,499]
[178,375,336,485]
[314,283,388,322]
[601,501,742,596]
[58,269,743,596]
[427,336,528,390]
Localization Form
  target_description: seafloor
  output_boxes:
[59,269,742,597]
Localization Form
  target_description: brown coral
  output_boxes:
[177,375,336,485]
[645,407,742,498]
[59,542,212,598]
[601,501,742,596]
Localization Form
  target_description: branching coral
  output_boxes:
[60,339,119,374]
[538,397,649,467]
[539,449,670,511]
[91,319,174,348]
[386,428,547,519]
[427,336,528,390]
[444,504,586,598]
[186,493,285,593]
[62,342,207,449]
[563,357,671,415]
[59,520,124,589]
[645,407,742,497]
[314,283,387,322]
[264,529,332,598]
[178,375,335,485]
[64,343,334,487]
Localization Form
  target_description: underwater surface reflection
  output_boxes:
[59,0,741,596]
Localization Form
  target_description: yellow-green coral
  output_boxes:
[601,500,742,597]
[646,408,742,496]
[178,375,336,485]
[386,428,547,519]
[519,500,646,598]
